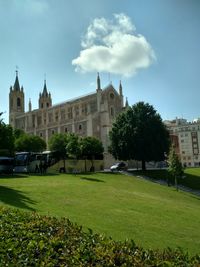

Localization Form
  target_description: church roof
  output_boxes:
[52,91,96,108]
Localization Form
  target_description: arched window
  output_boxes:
[110,107,114,117]
[17,97,21,107]
[47,103,49,108]
[41,103,43,108]
[79,124,82,131]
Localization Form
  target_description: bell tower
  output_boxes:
[38,79,52,109]
[9,70,25,127]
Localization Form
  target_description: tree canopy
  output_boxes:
[66,133,81,159]
[15,134,46,152]
[0,113,15,156]
[168,146,184,190]
[80,136,104,160]
[48,133,68,160]
[109,102,170,170]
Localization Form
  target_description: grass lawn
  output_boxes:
[0,172,200,254]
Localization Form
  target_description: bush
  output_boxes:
[0,207,199,266]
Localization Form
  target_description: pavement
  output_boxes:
[120,170,200,197]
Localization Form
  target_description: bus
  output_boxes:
[0,157,14,174]
[13,152,42,173]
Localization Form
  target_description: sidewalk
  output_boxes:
[122,171,200,197]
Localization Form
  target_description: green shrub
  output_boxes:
[0,207,199,266]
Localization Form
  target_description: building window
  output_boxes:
[110,107,114,117]
[17,97,21,107]
[47,103,49,108]
[79,124,82,131]
[52,130,55,135]
[68,107,73,119]
[65,127,68,133]
[82,104,87,115]
[110,93,114,99]
[61,110,65,120]
[40,133,43,137]
[75,106,79,116]
[55,112,59,122]
[41,103,43,108]
[182,151,185,154]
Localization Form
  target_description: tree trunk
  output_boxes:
[63,158,66,173]
[175,176,178,191]
[142,160,146,171]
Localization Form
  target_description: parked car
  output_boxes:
[110,162,127,172]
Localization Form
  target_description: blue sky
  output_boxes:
[0,0,199,123]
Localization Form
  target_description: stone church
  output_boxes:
[9,71,126,167]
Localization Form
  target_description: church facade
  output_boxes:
[9,72,125,167]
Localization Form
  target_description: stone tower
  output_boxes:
[9,71,25,127]
[38,80,52,109]
[96,73,102,112]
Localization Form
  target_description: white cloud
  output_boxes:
[72,13,155,77]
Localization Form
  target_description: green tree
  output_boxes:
[109,102,170,170]
[15,134,46,152]
[168,146,184,191]
[0,114,15,156]
[80,136,104,171]
[13,128,25,139]
[65,133,81,159]
[48,133,68,171]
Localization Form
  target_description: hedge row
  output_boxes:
[0,207,199,266]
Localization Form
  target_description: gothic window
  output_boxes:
[110,93,114,100]
[41,103,43,109]
[48,113,53,123]
[82,104,87,115]
[68,107,72,119]
[75,106,79,117]
[65,127,68,133]
[61,110,65,121]
[79,124,82,131]
[17,97,21,107]
[110,107,114,117]
[40,133,43,137]
[55,112,59,121]
[47,103,49,108]
[52,130,55,135]
[90,101,97,112]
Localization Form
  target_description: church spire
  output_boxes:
[119,80,123,96]
[42,79,48,97]
[125,97,129,108]
[28,98,32,112]
[14,69,20,91]
[97,72,101,90]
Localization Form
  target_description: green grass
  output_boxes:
[0,172,200,254]
[131,167,200,190]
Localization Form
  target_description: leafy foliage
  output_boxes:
[0,115,15,156]
[66,133,81,159]
[109,102,170,170]
[80,136,104,160]
[48,133,68,160]
[168,146,184,189]
[0,207,199,266]
[15,134,46,152]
